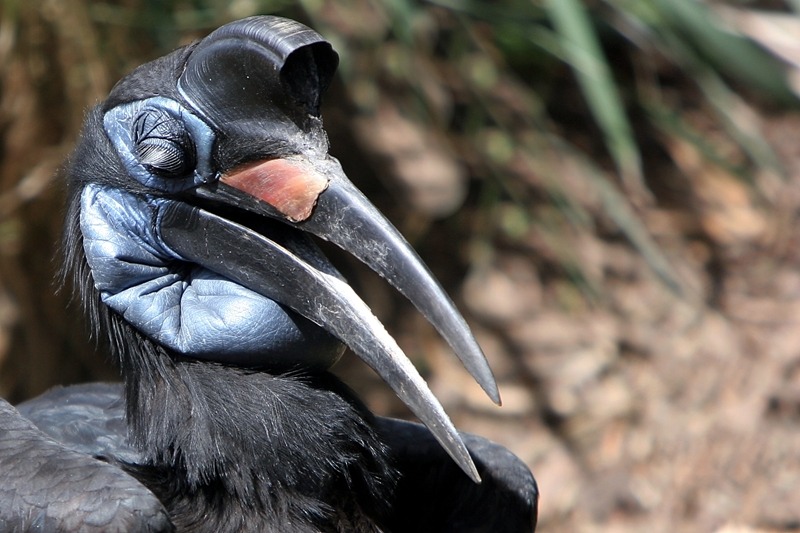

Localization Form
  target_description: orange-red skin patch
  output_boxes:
[221,159,329,222]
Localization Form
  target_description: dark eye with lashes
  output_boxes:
[132,109,196,178]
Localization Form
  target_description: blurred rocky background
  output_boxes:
[2,1,800,531]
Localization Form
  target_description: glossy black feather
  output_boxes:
[16,376,395,533]
[120,361,396,532]
[0,395,172,532]
[376,418,539,532]
[13,383,538,533]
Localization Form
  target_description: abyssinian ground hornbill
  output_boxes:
[0,16,538,532]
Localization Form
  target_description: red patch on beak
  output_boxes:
[221,159,329,222]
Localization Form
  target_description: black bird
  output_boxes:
[0,16,537,532]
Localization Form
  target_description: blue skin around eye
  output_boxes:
[86,99,344,369]
[103,97,217,192]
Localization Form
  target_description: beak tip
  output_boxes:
[483,371,501,406]
[466,350,501,405]
[449,435,482,484]
[490,389,502,406]
[475,373,501,405]
[468,465,482,484]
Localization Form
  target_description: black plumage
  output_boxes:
[0,16,537,532]
[1,387,171,533]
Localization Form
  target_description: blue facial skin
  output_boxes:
[103,97,218,193]
[82,98,344,369]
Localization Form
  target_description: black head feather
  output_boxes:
[103,45,194,112]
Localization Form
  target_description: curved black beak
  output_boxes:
[209,155,500,405]
[164,16,499,483]
[159,198,482,482]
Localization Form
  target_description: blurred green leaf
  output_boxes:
[652,0,795,103]
[544,0,646,199]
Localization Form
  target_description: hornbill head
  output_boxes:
[64,16,498,483]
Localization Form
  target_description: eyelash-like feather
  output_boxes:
[132,110,196,178]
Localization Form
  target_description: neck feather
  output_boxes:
[121,350,396,531]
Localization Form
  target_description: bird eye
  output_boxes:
[132,109,197,178]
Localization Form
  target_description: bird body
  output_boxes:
[0,16,537,532]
